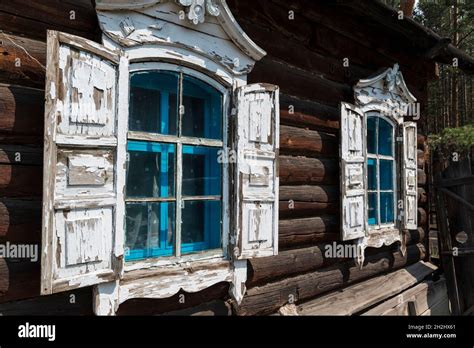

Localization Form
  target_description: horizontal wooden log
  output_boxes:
[279,185,338,203]
[0,0,100,41]
[0,164,42,198]
[417,149,425,168]
[279,215,339,248]
[405,227,426,246]
[0,258,40,303]
[418,207,427,226]
[0,145,42,166]
[248,243,344,287]
[279,156,337,185]
[0,287,93,315]
[297,261,437,315]
[0,84,44,143]
[279,201,338,219]
[280,125,338,158]
[235,243,427,315]
[250,228,426,287]
[249,56,352,107]
[418,169,427,186]
[280,94,339,132]
[418,187,427,205]
[0,198,41,242]
[0,33,46,87]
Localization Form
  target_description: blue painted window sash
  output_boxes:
[367,116,395,227]
[125,72,223,261]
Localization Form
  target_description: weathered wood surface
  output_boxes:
[418,169,427,186]
[0,164,42,198]
[250,228,426,287]
[0,84,44,144]
[297,261,437,315]
[279,94,339,132]
[362,277,448,316]
[0,258,40,303]
[279,201,338,219]
[0,0,100,41]
[279,216,339,248]
[235,243,426,315]
[0,34,46,88]
[0,145,42,166]
[0,287,93,315]
[0,198,41,243]
[280,125,338,158]
[280,185,338,203]
[279,156,337,185]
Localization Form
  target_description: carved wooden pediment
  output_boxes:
[354,64,417,124]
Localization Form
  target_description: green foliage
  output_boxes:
[428,124,474,153]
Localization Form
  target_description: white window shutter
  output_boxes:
[340,102,367,241]
[41,31,128,295]
[402,122,418,230]
[233,83,279,259]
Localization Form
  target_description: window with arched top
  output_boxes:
[366,115,396,228]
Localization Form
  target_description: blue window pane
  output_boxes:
[129,71,178,135]
[380,192,394,224]
[125,202,176,260]
[378,118,393,156]
[182,145,221,196]
[368,192,378,225]
[380,160,394,190]
[181,200,222,254]
[126,142,175,198]
[182,75,222,140]
[367,158,377,190]
[367,117,377,154]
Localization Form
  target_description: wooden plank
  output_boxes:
[362,277,448,316]
[279,156,337,185]
[0,258,40,303]
[298,261,437,315]
[280,125,338,158]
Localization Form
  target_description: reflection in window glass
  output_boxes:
[126,142,175,198]
[125,202,176,260]
[181,200,222,254]
[129,71,178,135]
[182,75,222,140]
[182,146,221,197]
[366,115,395,227]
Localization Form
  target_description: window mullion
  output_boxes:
[175,72,184,258]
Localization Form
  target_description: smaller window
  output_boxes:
[367,116,396,227]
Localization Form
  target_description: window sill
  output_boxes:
[118,251,232,304]
[367,227,402,248]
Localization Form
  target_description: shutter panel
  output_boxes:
[234,84,279,259]
[340,102,367,241]
[41,31,128,295]
[402,122,418,230]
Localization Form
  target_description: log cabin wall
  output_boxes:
[227,0,432,315]
[0,0,432,315]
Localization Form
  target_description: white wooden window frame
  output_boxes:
[346,64,419,266]
[40,0,281,315]
[124,62,231,272]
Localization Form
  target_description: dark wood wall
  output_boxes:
[228,0,432,315]
[0,0,432,315]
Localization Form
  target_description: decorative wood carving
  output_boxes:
[177,0,220,24]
